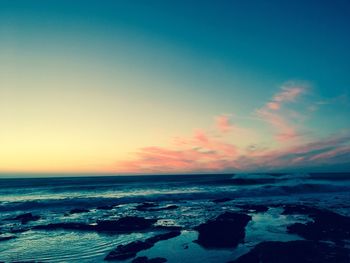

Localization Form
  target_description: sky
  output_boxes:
[1,0,350,174]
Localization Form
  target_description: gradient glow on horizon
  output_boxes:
[1,0,350,174]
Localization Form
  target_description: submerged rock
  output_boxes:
[194,212,252,248]
[105,240,154,260]
[105,231,180,261]
[132,256,167,263]
[96,205,116,210]
[212,197,233,203]
[136,202,158,211]
[34,216,157,233]
[228,240,350,263]
[281,204,323,215]
[12,213,40,224]
[0,235,16,242]
[34,222,94,231]
[287,209,350,242]
[96,216,157,232]
[236,204,269,213]
[154,225,182,231]
[145,231,181,243]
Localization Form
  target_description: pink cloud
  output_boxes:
[116,131,350,173]
[256,83,307,142]
[265,84,306,111]
[273,85,304,103]
[256,108,299,142]
[267,102,280,110]
[116,129,239,173]
[215,115,234,133]
[113,82,350,174]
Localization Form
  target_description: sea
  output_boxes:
[0,173,350,262]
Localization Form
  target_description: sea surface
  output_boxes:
[1,173,350,262]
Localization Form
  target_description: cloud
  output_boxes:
[268,83,305,110]
[116,129,239,173]
[215,114,234,133]
[256,82,307,142]
[114,81,350,174]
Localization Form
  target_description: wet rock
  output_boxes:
[236,204,269,213]
[212,197,232,203]
[105,231,180,260]
[132,256,167,263]
[228,240,350,263]
[0,235,16,242]
[34,222,95,231]
[154,225,182,231]
[69,208,90,214]
[281,204,323,215]
[97,205,116,210]
[9,227,30,234]
[146,231,181,243]
[12,213,40,224]
[105,240,154,260]
[34,216,157,233]
[194,212,252,248]
[136,202,158,211]
[96,216,157,232]
[287,209,350,242]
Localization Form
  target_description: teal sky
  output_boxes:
[1,0,350,173]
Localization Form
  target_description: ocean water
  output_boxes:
[1,173,350,262]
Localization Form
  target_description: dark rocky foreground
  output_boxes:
[132,256,167,263]
[105,231,181,260]
[229,240,350,263]
[194,212,252,248]
[2,201,350,262]
[33,216,157,233]
[287,207,350,243]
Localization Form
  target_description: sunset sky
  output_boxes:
[1,0,350,174]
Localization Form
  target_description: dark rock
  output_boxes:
[9,227,30,234]
[194,212,252,248]
[105,231,180,260]
[154,225,183,231]
[212,197,232,203]
[0,235,16,242]
[228,240,350,263]
[132,256,167,263]
[34,222,95,231]
[96,216,157,232]
[146,231,181,244]
[105,240,154,260]
[236,204,269,213]
[69,208,90,214]
[136,202,158,211]
[12,213,40,224]
[34,216,157,233]
[281,204,323,215]
[97,205,116,210]
[287,209,350,242]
